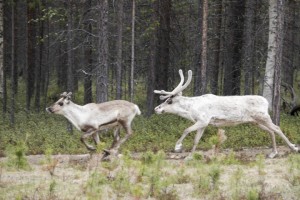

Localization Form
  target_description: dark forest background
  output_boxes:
[1,0,300,125]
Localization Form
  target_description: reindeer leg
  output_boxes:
[257,116,299,157]
[181,128,206,160]
[102,126,121,159]
[81,130,97,151]
[256,124,278,158]
[93,131,100,145]
[191,128,205,153]
[265,122,298,152]
[175,121,207,153]
[110,122,133,156]
[110,126,121,149]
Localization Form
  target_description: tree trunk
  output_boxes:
[10,2,15,125]
[57,43,67,90]
[193,0,202,96]
[209,0,222,95]
[222,0,245,95]
[242,0,256,95]
[14,0,27,93]
[200,0,208,95]
[155,0,171,92]
[96,0,108,103]
[263,1,276,106]
[263,0,285,124]
[12,0,19,94]
[273,0,285,125]
[43,11,50,110]
[34,5,44,112]
[116,0,123,100]
[67,0,74,94]
[282,0,295,87]
[2,1,10,115]
[0,1,3,97]
[146,0,158,117]
[26,2,36,112]
[83,0,92,104]
[130,0,135,102]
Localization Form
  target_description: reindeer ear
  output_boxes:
[65,92,72,103]
[66,92,72,99]
[60,92,67,98]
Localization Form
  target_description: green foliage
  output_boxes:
[5,141,31,171]
[175,166,192,184]
[247,188,259,200]
[192,152,204,161]
[41,147,59,176]
[139,151,177,199]
[111,169,131,196]
[0,113,87,156]
[101,158,120,172]
[287,154,300,185]
[194,173,211,196]
[230,167,244,200]
[208,135,219,148]
[256,154,266,175]
[86,172,108,199]
[1,110,300,156]
[208,164,221,190]
[130,184,144,199]
[222,150,240,165]
[49,180,57,199]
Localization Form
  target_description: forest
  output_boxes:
[1,1,300,199]
[0,0,299,121]
[0,0,300,153]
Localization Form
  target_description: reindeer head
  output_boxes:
[154,69,192,114]
[46,92,73,114]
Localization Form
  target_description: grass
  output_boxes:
[1,150,300,199]
[1,110,300,157]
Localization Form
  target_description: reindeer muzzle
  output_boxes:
[46,107,54,113]
[154,106,164,114]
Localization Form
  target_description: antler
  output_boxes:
[60,92,72,99]
[154,69,192,100]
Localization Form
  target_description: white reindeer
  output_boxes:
[46,92,141,156]
[154,69,299,158]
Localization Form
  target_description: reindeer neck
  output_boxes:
[63,102,86,130]
[170,96,207,122]
[168,96,192,119]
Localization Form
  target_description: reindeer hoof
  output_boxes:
[103,149,111,156]
[268,151,278,159]
[102,149,119,157]
[87,146,96,151]
[101,149,120,161]
[184,154,193,161]
[174,143,183,153]
[291,144,299,152]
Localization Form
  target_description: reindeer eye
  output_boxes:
[167,99,172,104]
[58,102,64,106]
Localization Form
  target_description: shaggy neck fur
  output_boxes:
[61,102,86,130]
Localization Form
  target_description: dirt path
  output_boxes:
[1,145,291,166]
[0,146,299,200]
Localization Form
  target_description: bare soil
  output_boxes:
[0,146,299,200]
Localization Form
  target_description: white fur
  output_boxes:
[46,92,141,153]
[154,70,298,158]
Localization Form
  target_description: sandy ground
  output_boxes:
[0,146,299,200]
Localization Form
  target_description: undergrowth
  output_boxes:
[1,111,300,156]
